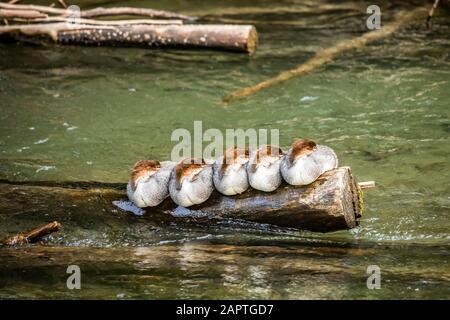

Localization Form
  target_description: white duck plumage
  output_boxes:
[280,139,338,186]
[246,145,284,192]
[169,158,214,207]
[127,160,175,208]
[213,147,249,196]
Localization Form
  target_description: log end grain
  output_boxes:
[246,25,258,54]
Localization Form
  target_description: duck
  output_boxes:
[126,160,175,208]
[213,147,249,196]
[280,138,338,186]
[169,158,214,207]
[246,145,284,192]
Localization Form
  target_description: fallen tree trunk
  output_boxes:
[154,166,362,232]
[0,23,258,53]
[0,167,363,232]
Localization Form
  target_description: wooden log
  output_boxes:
[0,23,258,53]
[155,166,362,232]
[0,167,362,232]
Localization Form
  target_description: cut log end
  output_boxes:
[246,25,258,54]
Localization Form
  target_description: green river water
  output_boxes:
[0,0,449,299]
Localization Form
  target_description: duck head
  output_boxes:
[250,145,283,172]
[174,158,208,190]
[289,139,317,163]
[221,147,249,175]
[130,159,161,191]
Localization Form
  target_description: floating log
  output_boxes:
[156,166,363,232]
[0,167,364,232]
[0,23,258,53]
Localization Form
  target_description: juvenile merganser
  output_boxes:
[126,160,175,208]
[169,158,214,207]
[280,139,338,186]
[246,145,284,192]
[213,147,249,196]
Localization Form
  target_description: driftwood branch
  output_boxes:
[223,6,428,104]
[14,17,184,26]
[0,2,195,21]
[0,23,258,53]
[2,221,61,246]
[81,7,195,21]
[0,8,47,19]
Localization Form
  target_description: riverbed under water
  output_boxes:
[0,0,449,299]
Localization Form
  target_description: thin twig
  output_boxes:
[13,17,183,25]
[426,0,440,28]
[358,181,376,190]
[2,221,61,246]
[58,0,67,9]
[0,2,195,21]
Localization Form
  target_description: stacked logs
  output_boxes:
[0,2,258,53]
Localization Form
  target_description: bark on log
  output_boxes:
[0,167,362,232]
[157,166,362,232]
[0,23,258,53]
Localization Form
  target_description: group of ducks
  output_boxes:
[127,139,338,208]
